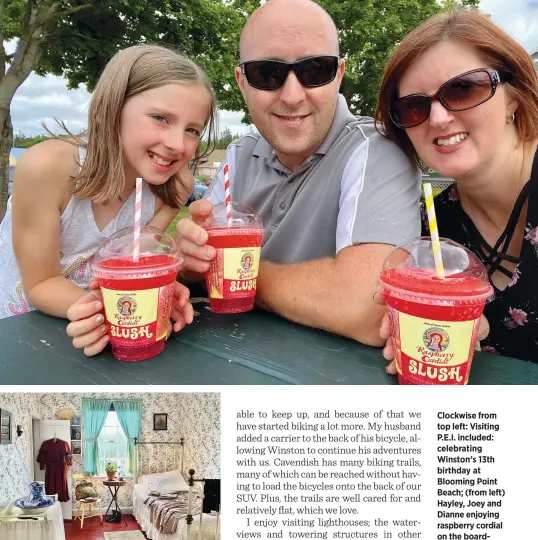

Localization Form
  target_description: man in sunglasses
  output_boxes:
[177,0,421,347]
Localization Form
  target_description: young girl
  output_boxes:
[0,44,217,356]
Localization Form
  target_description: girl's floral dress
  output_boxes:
[421,153,538,362]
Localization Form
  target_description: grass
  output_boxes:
[166,206,191,236]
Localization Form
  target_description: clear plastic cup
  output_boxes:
[201,202,264,314]
[92,226,183,361]
[378,237,493,385]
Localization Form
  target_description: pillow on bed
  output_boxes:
[141,471,190,494]
[138,469,181,485]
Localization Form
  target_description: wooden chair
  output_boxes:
[73,473,103,529]
[74,497,103,528]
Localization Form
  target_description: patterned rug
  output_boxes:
[104,532,146,540]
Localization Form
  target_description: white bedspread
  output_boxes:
[133,484,219,540]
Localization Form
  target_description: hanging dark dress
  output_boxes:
[421,150,538,362]
[37,438,72,502]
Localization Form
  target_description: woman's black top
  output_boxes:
[421,151,538,362]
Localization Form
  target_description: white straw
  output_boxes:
[133,177,143,262]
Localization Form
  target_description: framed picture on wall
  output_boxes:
[153,413,168,431]
[71,426,81,440]
[0,409,12,444]
[71,441,81,455]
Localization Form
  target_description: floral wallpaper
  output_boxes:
[0,392,220,513]
[0,393,42,508]
[178,393,220,481]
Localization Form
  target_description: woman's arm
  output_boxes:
[11,140,87,318]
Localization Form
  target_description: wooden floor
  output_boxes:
[64,514,145,539]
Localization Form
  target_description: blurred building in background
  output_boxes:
[8,148,27,195]
[196,149,227,181]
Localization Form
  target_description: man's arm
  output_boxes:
[256,244,392,346]
[257,133,421,347]
[177,156,229,282]
[177,138,262,282]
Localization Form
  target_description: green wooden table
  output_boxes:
[0,305,536,385]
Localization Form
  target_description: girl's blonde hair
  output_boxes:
[375,9,538,170]
[65,44,217,207]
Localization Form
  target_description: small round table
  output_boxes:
[102,480,127,526]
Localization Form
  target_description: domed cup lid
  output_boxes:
[201,203,264,230]
[92,225,182,277]
[379,236,493,300]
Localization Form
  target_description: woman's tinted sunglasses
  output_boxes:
[389,68,512,129]
[240,55,339,90]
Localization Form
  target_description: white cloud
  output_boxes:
[481,0,538,51]
[10,70,91,136]
[14,93,81,108]
[10,67,251,137]
[217,109,252,136]
[9,1,538,137]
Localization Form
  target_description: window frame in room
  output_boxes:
[95,406,130,477]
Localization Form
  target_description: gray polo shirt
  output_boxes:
[204,95,421,264]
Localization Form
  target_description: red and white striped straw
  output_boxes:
[223,163,232,226]
[133,177,143,262]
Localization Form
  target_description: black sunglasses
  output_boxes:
[389,68,512,129]
[240,55,339,90]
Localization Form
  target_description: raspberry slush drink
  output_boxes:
[202,203,264,314]
[205,228,263,313]
[379,238,493,385]
[92,227,183,361]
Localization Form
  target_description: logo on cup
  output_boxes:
[241,251,254,271]
[423,328,449,353]
[117,296,137,317]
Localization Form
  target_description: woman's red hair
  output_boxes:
[375,9,538,169]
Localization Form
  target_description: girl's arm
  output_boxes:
[63,167,196,356]
[11,140,88,318]
[148,205,180,231]
[148,166,195,231]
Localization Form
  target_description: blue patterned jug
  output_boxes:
[24,482,47,507]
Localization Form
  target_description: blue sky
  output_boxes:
[9,0,538,138]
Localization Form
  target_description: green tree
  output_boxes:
[215,127,241,149]
[13,132,53,148]
[441,0,480,9]
[217,127,233,149]
[228,0,480,120]
[196,174,211,185]
[332,0,481,115]
[1,0,243,220]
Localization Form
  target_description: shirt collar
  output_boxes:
[315,94,356,155]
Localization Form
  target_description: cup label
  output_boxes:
[389,308,480,385]
[102,284,174,346]
[207,247,261,299]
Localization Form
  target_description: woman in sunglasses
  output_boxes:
[375,9,538,364]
